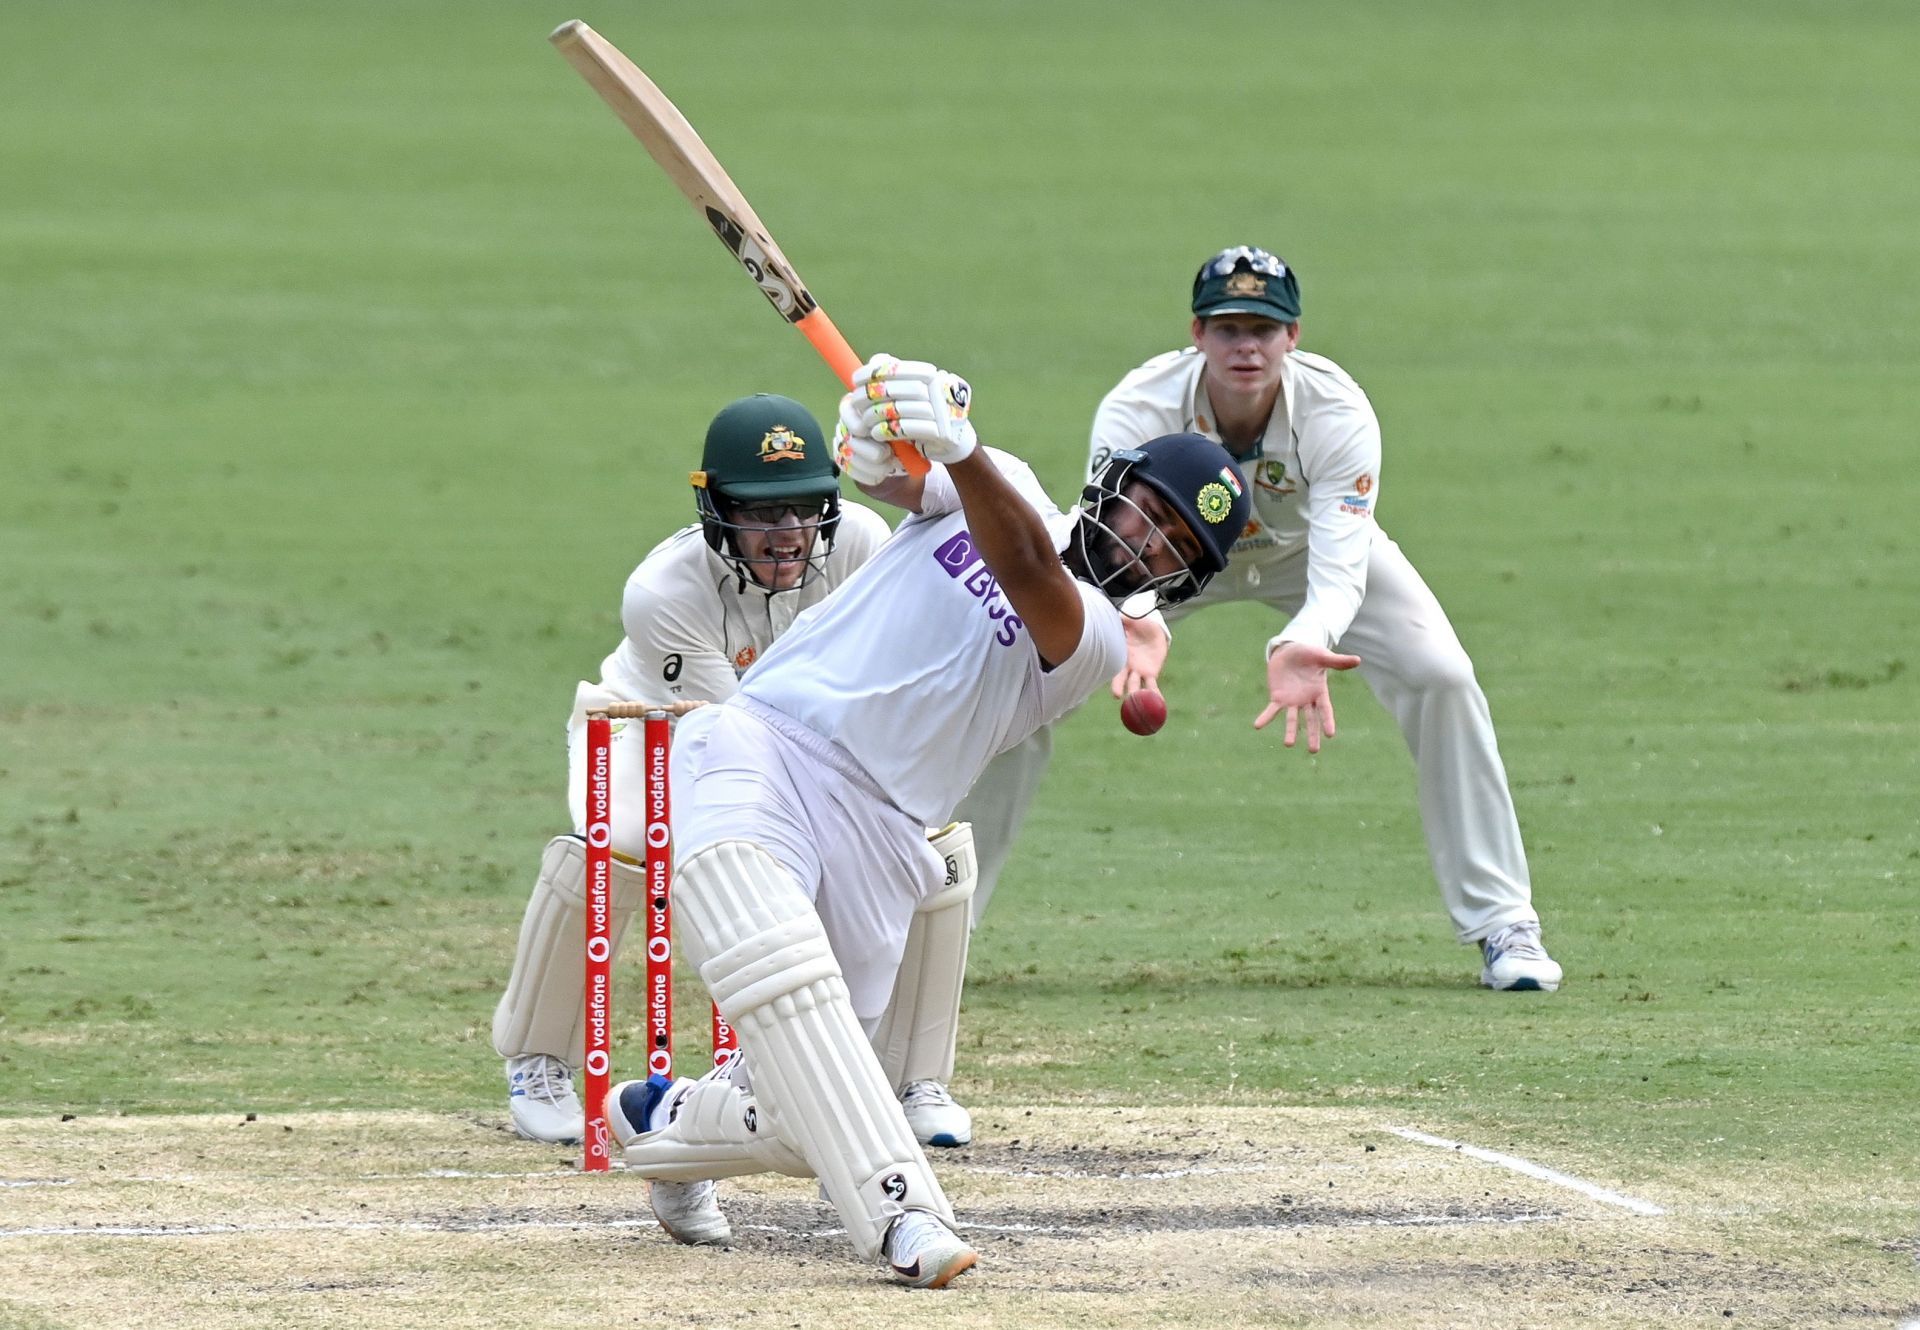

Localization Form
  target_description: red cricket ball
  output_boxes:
[1119,687,1168,736]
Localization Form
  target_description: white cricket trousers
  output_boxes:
[663,697,946,1022]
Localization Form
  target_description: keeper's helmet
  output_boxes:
[1071,433,1250,612]
[690,394,842,591]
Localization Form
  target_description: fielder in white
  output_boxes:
[1077,245,1562,990]
[489,393,972,1141]
[601,355,1292,1287]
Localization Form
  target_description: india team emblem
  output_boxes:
[758,426,806,462]
[1195,481,1234,524]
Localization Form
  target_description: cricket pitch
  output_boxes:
[0,1107,1909,1328]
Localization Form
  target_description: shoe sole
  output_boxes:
[508,1109,583,1145]
[1481,972,1560,993]
[658,1218,732,1247]
[892,1248,978,1289]
[511,1126,582,1145]
[921,1132,971,1149]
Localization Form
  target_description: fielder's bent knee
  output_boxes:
[1408,645,1479,696]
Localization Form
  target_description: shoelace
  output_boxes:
[516,1057,575,1105]
[1487,924,1547,960]
[900,1080,954,1109]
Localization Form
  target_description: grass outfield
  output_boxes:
[2,1,1915,1323]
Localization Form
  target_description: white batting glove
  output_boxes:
[851,355,977,467]
[833,389,906,486]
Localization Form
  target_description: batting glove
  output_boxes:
[833,388,907,486]
[851,355,977,467]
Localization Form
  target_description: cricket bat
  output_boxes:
[550,19,927,476]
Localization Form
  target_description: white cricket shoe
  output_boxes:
[1479,921,1563,992]
[649,1179,732,1246]
[900,1080,972,1148]
[506,1054,583,1143]
[883,1210,977,1288]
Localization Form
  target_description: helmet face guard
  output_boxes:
[1071,470,1206,614]
[1073,437,1250,613]
[695,487,841,593]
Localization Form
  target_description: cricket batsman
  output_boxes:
[600,356,1327,1286]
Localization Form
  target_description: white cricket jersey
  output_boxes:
[737,449,1126,827]
[1088,346,1383,650]
[590,503,891,708]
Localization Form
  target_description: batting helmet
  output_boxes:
[1073,433,1250,609]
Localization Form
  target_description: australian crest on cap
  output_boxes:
[759,425,806,462]
[1224,271,1268,298]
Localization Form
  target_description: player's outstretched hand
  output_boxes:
[1253,641,1363,754]
[851,354,977,466]
[1110,613,1171,698]
[834,389,906,485]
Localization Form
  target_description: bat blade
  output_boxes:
[550,20,924,474]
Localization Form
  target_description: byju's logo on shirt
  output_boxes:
[933,531,1025,647]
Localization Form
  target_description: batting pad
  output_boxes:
[676,840,955,1259]
[622,1056,810,1181]
[873,822,976,1090]
[491,836,645,1064]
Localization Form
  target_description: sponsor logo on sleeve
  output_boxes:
[1339,473,1375,518]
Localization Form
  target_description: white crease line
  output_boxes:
[7,1163,1279,1187]
[1388,1126,1664,1216]
[962,1164,1280,1181]
[0,1217,667,1240]
[961,1212,1561,1237]
[17,1168,587,1187]
[0,1209,1562,1242]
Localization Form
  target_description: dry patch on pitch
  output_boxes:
[1,1108,1912,1329]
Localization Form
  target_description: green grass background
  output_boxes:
[2,0,1914,1230]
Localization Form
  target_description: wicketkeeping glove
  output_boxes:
[833,389,907,486]
[850,355,977,467]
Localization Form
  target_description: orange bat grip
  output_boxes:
[796,307,930,478]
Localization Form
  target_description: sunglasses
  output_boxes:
[1199,246,1286,280]
[728,500,828,525]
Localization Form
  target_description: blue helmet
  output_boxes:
[1073,433,1250,609]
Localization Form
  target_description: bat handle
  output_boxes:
[795,308,931,478]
